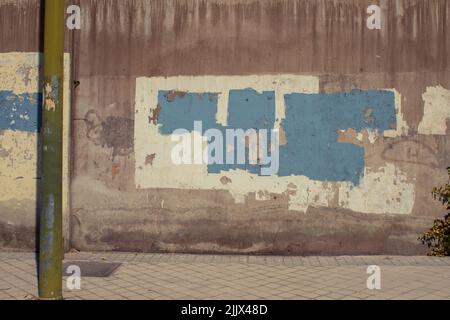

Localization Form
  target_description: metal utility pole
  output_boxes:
[39,0,65,300]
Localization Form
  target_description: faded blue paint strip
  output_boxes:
[0,90,41,132]
[155,88,396,185]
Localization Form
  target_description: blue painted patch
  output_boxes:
[210,89,276,174]
[0,90,41,132]
[157,89,276,174]
[280,90,396,184]
[227,89,275,130]
[157,91,218,134]
[155,88,396,185]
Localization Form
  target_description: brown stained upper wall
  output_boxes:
[2,0,448,73]
[1,0,449,254]
[73,0,448,76]
[0,0,42,52]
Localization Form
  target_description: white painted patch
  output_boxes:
[356,132,364,142]
[135,75,414,214]
[338,164,415,215]
[0,130,38,201]
[366,129,379,144]
[418,86,450,135]
[0,53,40,95]
[383,89,409,137]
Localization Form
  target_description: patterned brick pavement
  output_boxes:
[0,252,449,300]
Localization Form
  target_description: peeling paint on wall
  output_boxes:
[135,75,416,214]
[0,53,42,202]
[383,89,409,138]
[418,86,450,135]
[338,164,415,214]
[280,90,396,184]
[0,91,40,132]
[0,53,41,95]
[0,129,38,201]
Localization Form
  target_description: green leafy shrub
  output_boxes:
[418,167,450,256]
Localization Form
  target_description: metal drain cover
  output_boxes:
[63,261,121,278]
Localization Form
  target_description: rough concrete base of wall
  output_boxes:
[68,189,433,255]
[0,199,37,249]
[0,200,434,256]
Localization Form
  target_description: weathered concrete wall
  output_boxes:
[1,0,449,255]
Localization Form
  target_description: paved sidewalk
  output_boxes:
[0,252,449,300]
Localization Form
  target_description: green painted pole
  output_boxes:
[39,0,65,300]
